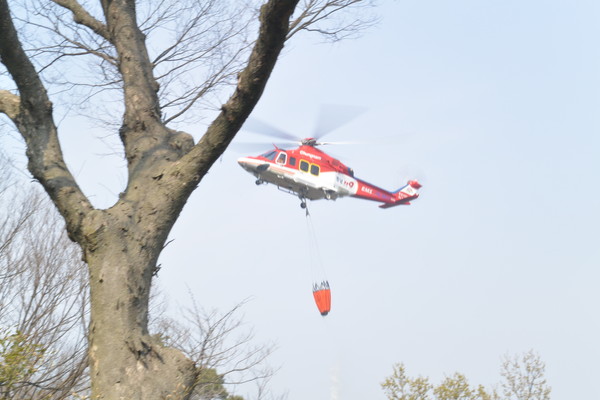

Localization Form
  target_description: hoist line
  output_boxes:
[304,205,328,284]
[303,202,332,317]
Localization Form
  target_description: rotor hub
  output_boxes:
[301,138,318,146]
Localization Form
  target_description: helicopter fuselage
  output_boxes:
[238,144,421,208]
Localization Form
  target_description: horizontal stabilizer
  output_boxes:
[379,201,411,209]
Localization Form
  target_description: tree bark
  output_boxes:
[83,205,197,399]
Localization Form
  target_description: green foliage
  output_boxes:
[0,330,46,398]
[381,363,432,400]
[382,364,493,400]
[195,368,228,399]
[433,373,492,400]
[382,351,551,400]
[193,367,245,400]
[500,351,550,400]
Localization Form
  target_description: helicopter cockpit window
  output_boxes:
[310,165,320,176]
[276,152,287,165]
[261,150,277,161]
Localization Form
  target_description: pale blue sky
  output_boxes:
[157,1,599,399]
[3,1,600,399]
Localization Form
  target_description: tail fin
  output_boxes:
[379,180,421,209]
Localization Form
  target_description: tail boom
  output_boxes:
[351,179,421,208]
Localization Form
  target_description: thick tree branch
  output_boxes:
[0,0,93,241]
[51,0,110,41]
[176,0,299,184]
[100,0,169,168]
[0,90,20,120]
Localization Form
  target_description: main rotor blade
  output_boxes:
[312,104,367,139]
[316,141,361,146]
[229,141,295,153]
[242,117,299,142]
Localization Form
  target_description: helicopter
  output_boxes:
[237,114,421,318]
[237,120,422,209]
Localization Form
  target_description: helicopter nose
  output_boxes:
[237,157,257,172]
[238,157,269,173]
[237,157,249,170]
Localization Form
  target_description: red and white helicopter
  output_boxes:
[237,118,422,209]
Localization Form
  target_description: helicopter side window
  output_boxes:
[289,157,296,167]
[299,160,309,172]
[310,165,320,176]
[276,152,287,165]
[261,150,277,161]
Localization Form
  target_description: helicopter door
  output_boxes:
[276,152,287,165]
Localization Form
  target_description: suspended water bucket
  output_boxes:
[312,281,331,316]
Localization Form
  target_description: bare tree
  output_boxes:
[153,298,280,400]
[288,0,378,41]
[0,152,282,400]
[0,0,374,398]
[500,350,551,400]
[0,153,89,399]
[0,152,278,399]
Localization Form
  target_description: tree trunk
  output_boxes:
[83,204,196,399]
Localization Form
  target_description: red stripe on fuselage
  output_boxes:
[352,179,395,203]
